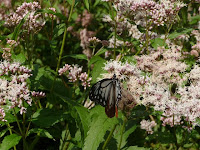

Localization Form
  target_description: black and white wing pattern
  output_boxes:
[89,74,121,118]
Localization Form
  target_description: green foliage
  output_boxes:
[32,108,69,128]
[0,134,21,150]
[83,106,118,150]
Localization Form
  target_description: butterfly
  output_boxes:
[89,74,121,118]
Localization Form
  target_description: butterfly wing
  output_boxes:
[89,78,113,107]
[89,75,122,118]
[105,78,121,118]
[105,82,116,118]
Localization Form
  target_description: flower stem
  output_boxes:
[102,124,117,150]
[50,0,75,94]
[6,123,17,150]
[118,117,127,150]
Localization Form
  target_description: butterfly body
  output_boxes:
[89,74,121,118]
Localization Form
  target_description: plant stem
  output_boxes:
[13,108,23,135]
[118,117,127,150]
[7,123,17,150]
[50,0,75,94]
[109,1,117,60]
[13,108,28,149]
[102,124,117,150]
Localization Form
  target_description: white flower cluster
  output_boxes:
[0,60,32,121]
[103,44,200,129]
[140,120,157,134]
[59,64,92,89]
[5,2,45,34]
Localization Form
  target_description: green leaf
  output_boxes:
[62,54,88,60]
[53,23,66,39]
[189,15,200,25]
[84,0,89,10]
[89,56,106,83]
[0,134,21,150]
[93,0,101,7]
[32,108,69,128]
[12,52,26,63]
[0,129,8,138]
[74,106,90,139]
[4,112,16,123]
[115,120,137,149]
[12,14,28,40]
[83,106,118,150]
[151,38,165,49]
[28,128,54,139]
[168,28,193,39]
[94,48,107,56]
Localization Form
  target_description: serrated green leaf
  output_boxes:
[32,108,69,128]
[74,106,89,139]
[0,134,21,150]
[83,106,118,150]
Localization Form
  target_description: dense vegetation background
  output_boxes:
[0,0,200,149]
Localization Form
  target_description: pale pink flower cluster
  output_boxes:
[140,120,157,134]
[7,40,18,47]
[103,60,140,80]
[103,15,142,40]
[2,48,11,61]
[88,37,101,44]
[192,43,200,52]
[108,36,124,48]
[0,0,12,20]
[0,61,32,76]
[191,30,200,57]
[31,91,46,98]
[191,30,200,41]
[102,43,200,128]
[0,107,6,122]
[5,2,45,34]
[2,40,18,61]
[0,60,32,117]
[81,10,93,27]
[136,46,187,86]
[59,64,91,89]
[117,0,186,27]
